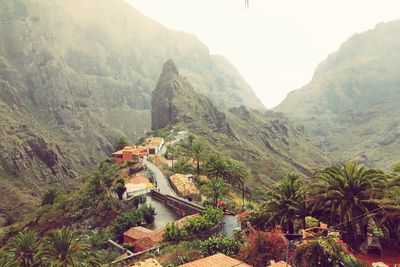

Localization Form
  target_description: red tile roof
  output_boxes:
[178,253,252,267]
[123,226,153,240]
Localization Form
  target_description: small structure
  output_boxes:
[129,258,162,267]
[130,175,153,189]
[169,173,200,201]
[112,146,148,164]
[144,137,164,155]
[268,261,292,267]
[125,183,148,199]
[178,253,252,267]
[123,226,154,244]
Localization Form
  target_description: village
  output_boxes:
[104,129,400,267]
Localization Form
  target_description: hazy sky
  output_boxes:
[127,0,400,108]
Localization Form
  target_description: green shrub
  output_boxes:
[201,235,242,257]
[305,216,319,228]
[163,222,188,242]
[41,188,58,206]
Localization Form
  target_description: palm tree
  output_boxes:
[226,159,248,209]
[3,230,42,267]
[41,227,100,267]
[173,159,193,174]
[311,161,386,243]
[191,142,206,175]
[206,155,230,180]
[201,177,232,206]
[263,173,306,234]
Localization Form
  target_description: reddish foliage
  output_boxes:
[238,227,288,267]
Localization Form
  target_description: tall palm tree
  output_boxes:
[201,177,232,206]
[311,161,386,243]
[190,142,207,175]
[41,227,100,267]
[3,230,42,267]
[263,173,306,233]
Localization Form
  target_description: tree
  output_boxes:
[262,173,306,233]
[41,188,58,206]
[41,227,99,267]
[2,230,42,267]
[206,155,230,180]
[112,210,144,241]
[293,237,365,267]
[311,161,386,243]
[201,177,232,206]
[113,135,129,151]
[113,179,126,200]
[225,159,248,209]
[191,143,207,175]
[140,205,156,224]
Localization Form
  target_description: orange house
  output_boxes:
[112,146,148,164]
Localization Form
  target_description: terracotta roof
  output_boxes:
[170,174,199,197]
[129,258,162,267]
[130,175,151,185]
[268,261,292,267]
[178,253,252,267]
[123,226,153,240]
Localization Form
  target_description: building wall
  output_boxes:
[123,235,137,244]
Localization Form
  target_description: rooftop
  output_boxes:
[123,226,154,240]
[178,253,252,267]
[169,173,199,197]
[129,258,162,267]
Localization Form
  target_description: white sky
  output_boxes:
[127,0,400,108]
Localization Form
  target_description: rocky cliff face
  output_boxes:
[275,20,400,167]
[0,0,264,220]
[152,60,235,137]
[152,60,331,186]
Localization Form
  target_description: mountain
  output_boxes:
[275,20,400,168]
[152,60,331,187]
[0,0,264,221]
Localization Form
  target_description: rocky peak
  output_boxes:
[151,60,236,137]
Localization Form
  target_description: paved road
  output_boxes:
[143,158,176,196]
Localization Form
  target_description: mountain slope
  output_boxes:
[275,20,400,167]
[0,0,263,220]
[152,60,331,186]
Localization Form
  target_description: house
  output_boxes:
[129,258,162,267]
[178,253,252,267]
[112,146,148,164]
[267,261,292,267]
[169,173,200,200]
[123,214,199,251]
[129,175,153,189]
[123,226,154,244]
[125,183,148,199]
[144,137,164,155]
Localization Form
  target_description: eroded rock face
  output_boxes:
[151,60,236,137]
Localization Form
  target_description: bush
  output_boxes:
[163,222,188,242]
[305,216,319,228]
[140,205,156,224]
[195,175,209,186]
[293,237,365,267]
[186,208,223,235]
[111,210,143,242]
[238,228,288,267]
[201,235,242,257]
[41,188,58,206]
